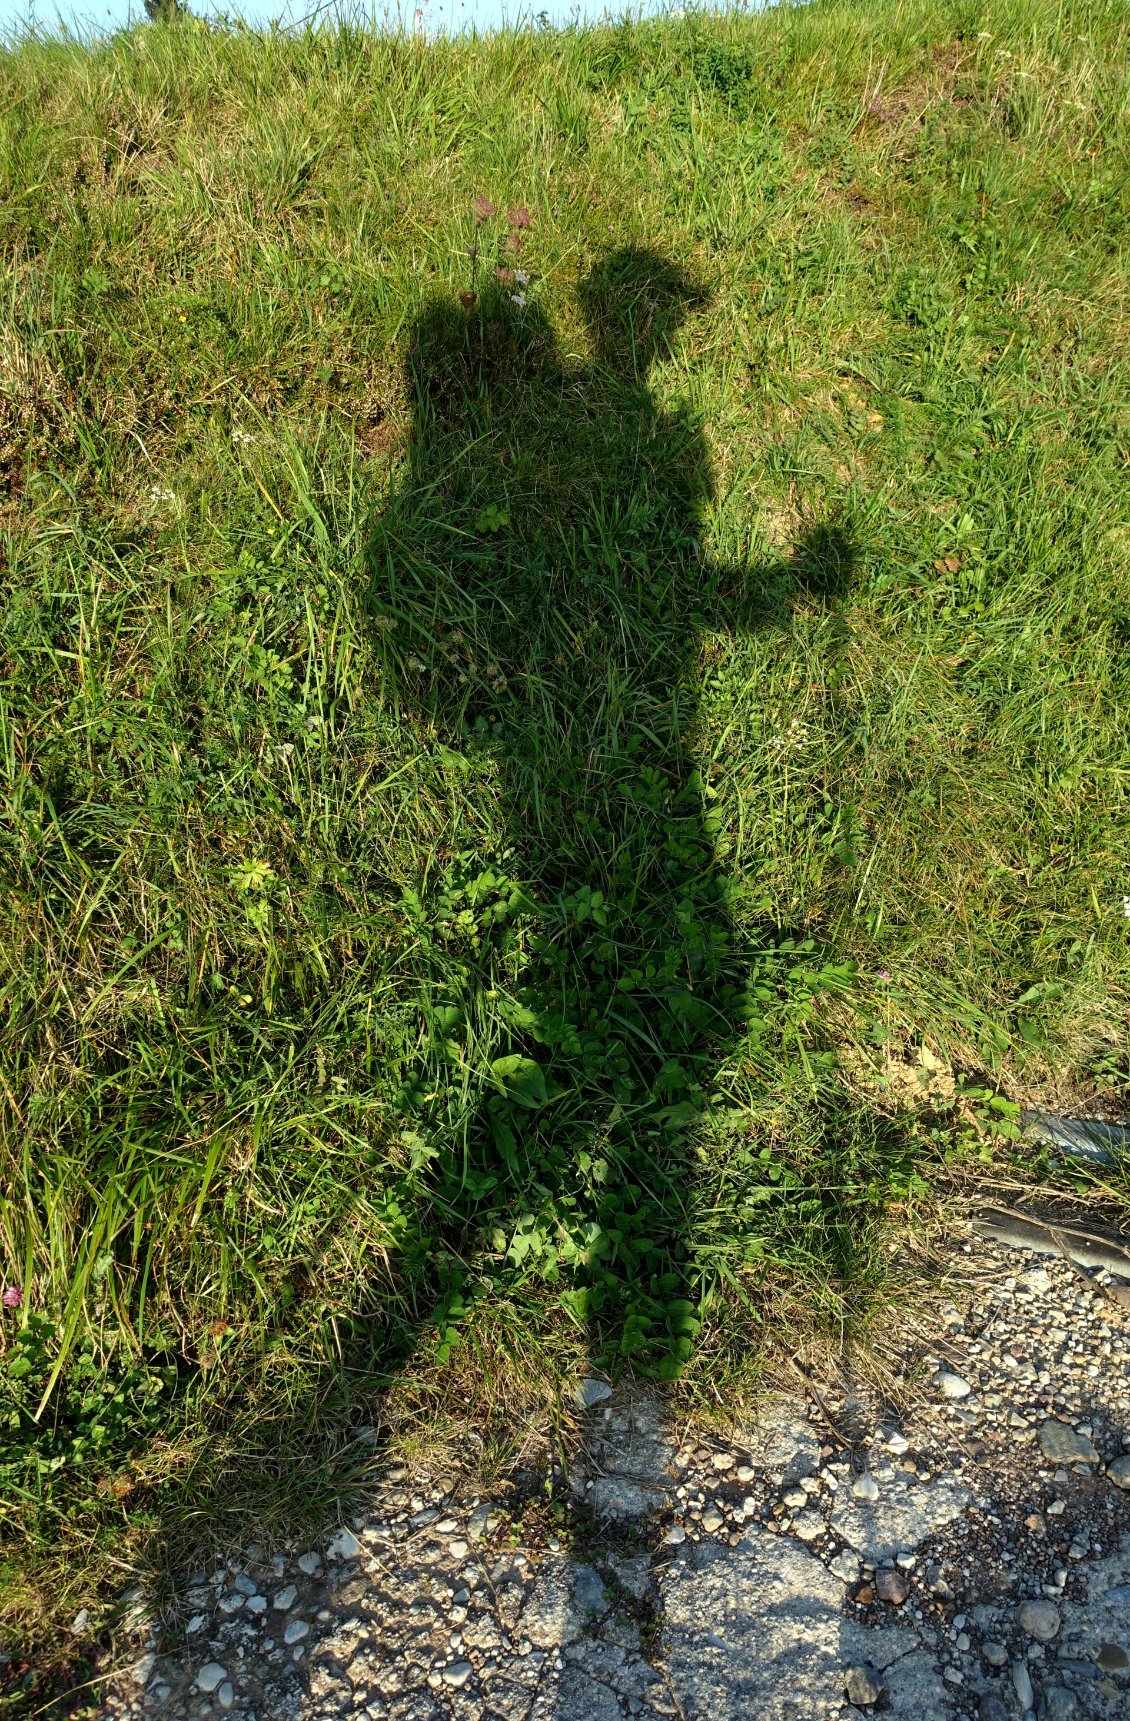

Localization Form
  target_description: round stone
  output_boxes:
[217,1682,234,1712]
[978,1696,1007,1721]
[852,1472,880,1502]
[983,1641,1008,1668]
[1107,1456,1130,1490]
[935,1371,972,1400]
[1016,1599,1060,1641]
[664,1524,686,1545]
[442,1661,474,1688]
[196,1664,227,1695]
[283,1619,310,1646]
[1097,1643,1129,1671]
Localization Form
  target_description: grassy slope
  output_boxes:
[1,0,1129,1688]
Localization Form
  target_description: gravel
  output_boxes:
[95,1223,1130,1721]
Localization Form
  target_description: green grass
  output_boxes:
[2,0,1130,1697]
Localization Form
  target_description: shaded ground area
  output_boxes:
[97,1221,1130,1720]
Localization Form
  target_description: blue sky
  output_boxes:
[0,0,688,38]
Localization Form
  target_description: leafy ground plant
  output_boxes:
[1,0,1129,1700]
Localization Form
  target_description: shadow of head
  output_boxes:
[403,247,707,417]
[577,246,709,380]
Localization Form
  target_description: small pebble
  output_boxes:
[131,1654,156,1687]
[1037,1422,1098,1465]
[843,1664,882,1706]
[1011,1660,1034,1709]
[327,1528,361,1560]
[875,1569,910,1606]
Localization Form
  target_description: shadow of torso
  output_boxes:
[365,255,846,1372]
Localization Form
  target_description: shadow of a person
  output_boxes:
[366,248,853,1380]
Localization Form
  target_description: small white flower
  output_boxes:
[231,427,256,445]
[148,485,175,505]
[510,293,527,308]
[768,717,812,752]
[1123,895,1130,919]
[513,270,530,287]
